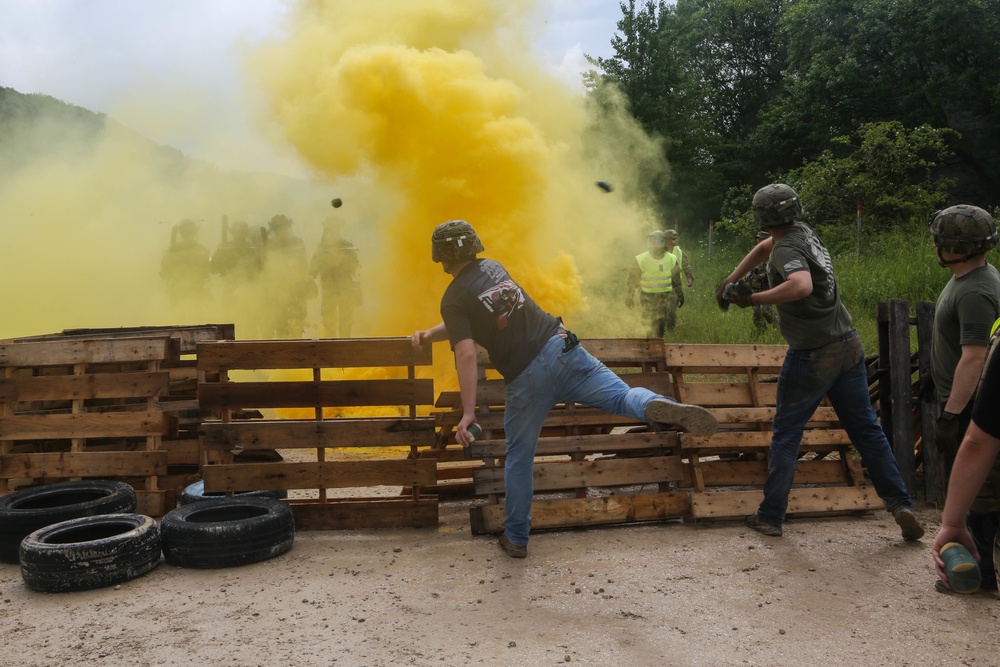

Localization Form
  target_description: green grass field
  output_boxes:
[572,225,957,354]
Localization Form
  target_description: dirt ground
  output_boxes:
[0,500,998,667]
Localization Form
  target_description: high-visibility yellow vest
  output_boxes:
[635,251,677,293]
[671,246,684,266]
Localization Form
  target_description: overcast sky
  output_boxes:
[0,0,624,176]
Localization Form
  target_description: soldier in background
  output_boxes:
[211,217,263,337]
[626,230,683,337]
[665,229,694,288]
[310,215,362,338]
[160,218,210,309]
[261,214,316,339]
[745,230,779,331]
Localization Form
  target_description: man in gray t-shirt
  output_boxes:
[718,183,923,542]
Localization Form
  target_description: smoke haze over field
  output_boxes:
[0,0,668,350]
[249,0,668,339]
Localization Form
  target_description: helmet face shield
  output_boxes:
[431,220,485,265]
[929,205,998,255]
[752,184,802,228]
[647,230,667,249]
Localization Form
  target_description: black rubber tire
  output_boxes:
[0,480,137,563]
[161,497,294,568]
[19,514,161,593]
[179,480,288,506]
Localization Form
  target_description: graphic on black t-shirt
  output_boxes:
[478,279,524,330]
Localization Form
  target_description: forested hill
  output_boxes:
[0,86,205,179]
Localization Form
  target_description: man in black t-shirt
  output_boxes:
[412,220,718,558]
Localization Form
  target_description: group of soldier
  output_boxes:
[159,212,361,339]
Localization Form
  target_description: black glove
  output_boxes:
[935,412,961,457]
[725,280,754,309]
[678,292,685,308]
[715,281,730,311]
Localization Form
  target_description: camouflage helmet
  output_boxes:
[929,205,998,255]
[752,183,803,228]
[431,220,484,265]
[268,214,292,229]
[647,230,667,248]
[664,229,679,240]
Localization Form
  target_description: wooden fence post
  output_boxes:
[878,300,917,496]
[916,302,944,503]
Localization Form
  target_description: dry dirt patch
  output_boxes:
[0,503,997,666]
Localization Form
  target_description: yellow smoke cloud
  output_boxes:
[248,0,667,343]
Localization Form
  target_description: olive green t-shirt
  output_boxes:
[930,263,1000,402]
[766,222,853,349]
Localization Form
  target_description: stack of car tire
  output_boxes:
[0,480,294,593]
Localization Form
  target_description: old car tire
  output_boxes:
[0,480,137,563]
[161,497,294,568]
[179,480,288,505]
[19,514,161,592]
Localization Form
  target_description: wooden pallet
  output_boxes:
[466,342,882,534]
[431,339,673,496]
[8,324,239,494]
[0,337,179,515]
[197,337,438,530]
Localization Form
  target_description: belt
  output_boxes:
[837,328,857,342]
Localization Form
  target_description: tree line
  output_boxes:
[588,0,1000,241]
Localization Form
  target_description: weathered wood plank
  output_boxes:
[201,418,438,450]
[202,459,438,491]
[468,491,691,534]
[680,459,851,488]
[0,338,173,367]
[197,338,432,372]
[0,412,175,440]
[663,343,788,372]
[16,324,234,353]
[469,432,679,458]
[576,338,666,367]
[473,455,687,494]
[289,497,438,530]
[689,485,882,519]
[198,379,435,410]
[675,382,779,407]
[681,429,852,451]
[0,451,168,478]
[0,372,170,402]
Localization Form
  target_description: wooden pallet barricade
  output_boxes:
[0,336,179,515]
[463,338,689,533]
[467,341,883,534]
[8,324,238,495]
[197,338,438,530]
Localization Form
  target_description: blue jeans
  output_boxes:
[502,334,664,545]
[757,330,913,526]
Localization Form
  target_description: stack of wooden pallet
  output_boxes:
[197,337,440,530]
[6,325,237,497]
[0,336,178,515]
[463,340,882,535]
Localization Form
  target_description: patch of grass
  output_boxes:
[575,226,960,354]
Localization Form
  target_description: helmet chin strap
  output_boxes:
[936,247,978,266]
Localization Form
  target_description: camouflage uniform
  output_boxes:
[262,215,317,339]
[310,222,362,338]
[160,219,210,310]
